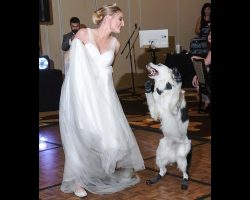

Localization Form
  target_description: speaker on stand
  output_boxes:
[39,0,51,56]
[39,0,50,22]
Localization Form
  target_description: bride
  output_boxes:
[59,4,145,198]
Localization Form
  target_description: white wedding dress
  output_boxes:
[59,28,145,195]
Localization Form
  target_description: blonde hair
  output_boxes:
[92,3,122,25]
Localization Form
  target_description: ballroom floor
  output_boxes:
[39,87,211,200]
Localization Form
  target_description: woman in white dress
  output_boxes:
[59,4,145,198]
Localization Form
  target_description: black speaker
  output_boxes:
[39,69,63,111]
[39,0,50,22]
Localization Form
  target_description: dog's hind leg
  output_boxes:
[146,164,167,185]
[145,93,159,120]
[146,166,167,185]
[177,157,189,190]
[186,146,192,174]
[146,173,162,185]
[146,144,168,185]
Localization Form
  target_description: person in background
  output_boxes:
[192,30,211,112]
[59,4,145,198]
[61,17,81,75]
[195,3,211,39]
[61,17,81,51]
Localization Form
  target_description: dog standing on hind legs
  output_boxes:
[144,62,192,190]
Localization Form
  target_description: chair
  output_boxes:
[192,58,211,113]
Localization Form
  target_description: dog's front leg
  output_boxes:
[169,90,184,116]
[145,93,159,120]
[145,80,159,120]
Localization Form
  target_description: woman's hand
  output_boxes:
[192,75,199,88]
[191,56,202,61]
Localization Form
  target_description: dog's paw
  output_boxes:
[144,80,153,93]
[181,178,189,190]
[173,67,182,83]
[146,174,162,185]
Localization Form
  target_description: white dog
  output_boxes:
[144,62,192,190]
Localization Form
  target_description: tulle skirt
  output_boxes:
[59,39,145,194]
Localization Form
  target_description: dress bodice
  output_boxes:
[85,28,116,67]
[200,18,211,38]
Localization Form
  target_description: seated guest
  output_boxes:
[191,30,211,112]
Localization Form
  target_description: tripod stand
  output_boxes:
[121,24,138,95]
[148,41,158,64]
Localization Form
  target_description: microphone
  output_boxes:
[150,41,156,50]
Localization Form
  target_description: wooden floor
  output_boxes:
[39,89,211,200]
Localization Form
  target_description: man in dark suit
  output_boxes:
[61,17,80,51]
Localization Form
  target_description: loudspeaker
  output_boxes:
[39,0,50,22]
[39,69,63,111]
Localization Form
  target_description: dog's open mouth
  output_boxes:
[146,65,158,77]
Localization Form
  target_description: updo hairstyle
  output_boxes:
[92,3,122,26]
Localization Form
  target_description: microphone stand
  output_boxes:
[149,41,157,64]
[121,24,137,95]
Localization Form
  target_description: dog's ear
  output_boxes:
[144,80,154,93]
[173,67,182,83]
[166,82,172,90]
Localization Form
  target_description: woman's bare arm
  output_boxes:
[195,17,201,36]
[75,28,88,44]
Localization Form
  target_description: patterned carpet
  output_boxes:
[39,87,210,141]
